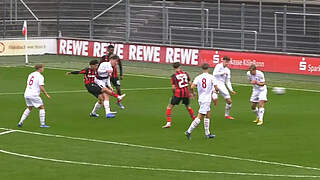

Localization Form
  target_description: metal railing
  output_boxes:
[128,4,209,44]
[274,11,320,50]
[169,26,257,50]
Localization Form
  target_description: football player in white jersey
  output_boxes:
[185,63,218,139]
[212,56,236,120]
[247,64,267,126]
[18,64,50,128]
[96,55,125,118]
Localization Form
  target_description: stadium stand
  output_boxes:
[0,0,319,54]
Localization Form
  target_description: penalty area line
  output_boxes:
[0,127,319,172]
[0,149,319,178]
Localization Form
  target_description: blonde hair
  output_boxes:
[35,64,44,70]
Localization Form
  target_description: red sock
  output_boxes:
[188,107,196,120]
[166,108,171,122]
[111,91,119,98]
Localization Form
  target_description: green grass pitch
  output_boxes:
[0,56,320,179]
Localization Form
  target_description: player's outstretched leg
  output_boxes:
[90,101,101,117]
[225,99,234,120]
[163,105,172,128]
[186,106,196,120]
[18,107,32,127]
[185,118,201,139]
[39,107,49,128]
[257,101,265,126]
[115,86,125,109]
[204,118,215,139]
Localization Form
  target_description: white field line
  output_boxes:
[3,66,320,93]
[0,87,171,96]
[0,130,16,136]
[0,149,319,178]
[0,127,319,172]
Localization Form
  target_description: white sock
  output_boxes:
[187,118,201,134]
[253,107,259,117]
[19,108,31,124]
[259,108,265,121]
[104,100,111,114]
[39,109,45,125]
[225,103,232,116]
[204,118,211,135]
[91,102,101,114]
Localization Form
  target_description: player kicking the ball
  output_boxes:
[247,64,267,126]
[100,45,124,109]
[212,56,236,120]
[185,63,218,139]
[18,64,51,128]
[162,62,196,128]
[66,60,125,118]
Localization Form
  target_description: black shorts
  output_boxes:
[170,96,190,106]
[110,77,121,87]
[85,83,102,98]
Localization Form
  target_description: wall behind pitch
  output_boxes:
[57,38,320,76]
[0,39,57,56]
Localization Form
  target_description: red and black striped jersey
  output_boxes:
[100,54,123,78]
[71,68,97,85]
[171,70,191,98]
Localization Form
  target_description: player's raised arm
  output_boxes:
[66,69,87,75]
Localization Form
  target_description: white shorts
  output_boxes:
[25,96,43,108]
[198,102,211,114]
[213,84,230,100]
[250,89,268,103]
[95,79,107,88]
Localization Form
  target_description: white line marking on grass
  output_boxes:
[0,149,319,178]
[0,130,16,136]
[0,87,171,95]
[0,127,319,172]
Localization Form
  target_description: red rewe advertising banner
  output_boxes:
[57,38,320,76]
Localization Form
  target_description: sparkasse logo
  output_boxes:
[299,57,307,71]
[213,51,220,64]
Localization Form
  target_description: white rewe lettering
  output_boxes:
[115,44,124,59]
[180,49,194,65]
[93,42,101,57]
[166,48,174,63]
[66,40,73,55]
[143,46,153,62]
[59,39,66,54]
[136,45,143,61]
[72,40,82,56]
[101,43,108,56]
[82,41,88,56]
[191,50,199,65]
[129,45,136,60]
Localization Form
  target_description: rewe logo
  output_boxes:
[299,57,307,71]
[213,51,220,64]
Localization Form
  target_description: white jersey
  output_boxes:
[247,70,267,91]
[213,63,233,91]
[193,73,216,103]
[97,62,113,78]
[24,71,44,97]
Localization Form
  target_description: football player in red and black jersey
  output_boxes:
[100,45,124,109]
[162,62,196,128]
[66,60,125,118]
